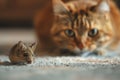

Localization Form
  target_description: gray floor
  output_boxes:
[0,56,120,80]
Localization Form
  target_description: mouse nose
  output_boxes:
[27,60,32,64]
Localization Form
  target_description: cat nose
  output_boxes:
[78,43,84,50]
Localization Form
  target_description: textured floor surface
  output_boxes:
[0,56,120,80]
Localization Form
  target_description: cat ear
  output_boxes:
[97,0,110,13]
[17,41,26,50]
[53,0,69,14]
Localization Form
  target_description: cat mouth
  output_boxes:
[73,47,85,53]
[73,47,91,56]
[60,47,92,56]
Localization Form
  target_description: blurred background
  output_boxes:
[0,0,120,55]
[0,0,49,55]
[0,0,119,29]
[0,0,47,28]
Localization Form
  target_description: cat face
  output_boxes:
[51,0,114,55]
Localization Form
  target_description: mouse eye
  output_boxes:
[65,30,75,37]
[88,28,99,37]
[23,53,28,57]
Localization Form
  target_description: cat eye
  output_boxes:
[65,30,75,37]
[23,53,28,57]
[88,28,98,37]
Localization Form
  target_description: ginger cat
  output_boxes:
[35,0,120,56]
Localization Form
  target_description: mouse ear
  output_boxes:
[17,41,26,50]
[29,42,37,52]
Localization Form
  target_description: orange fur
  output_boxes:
[35,0,120,56]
